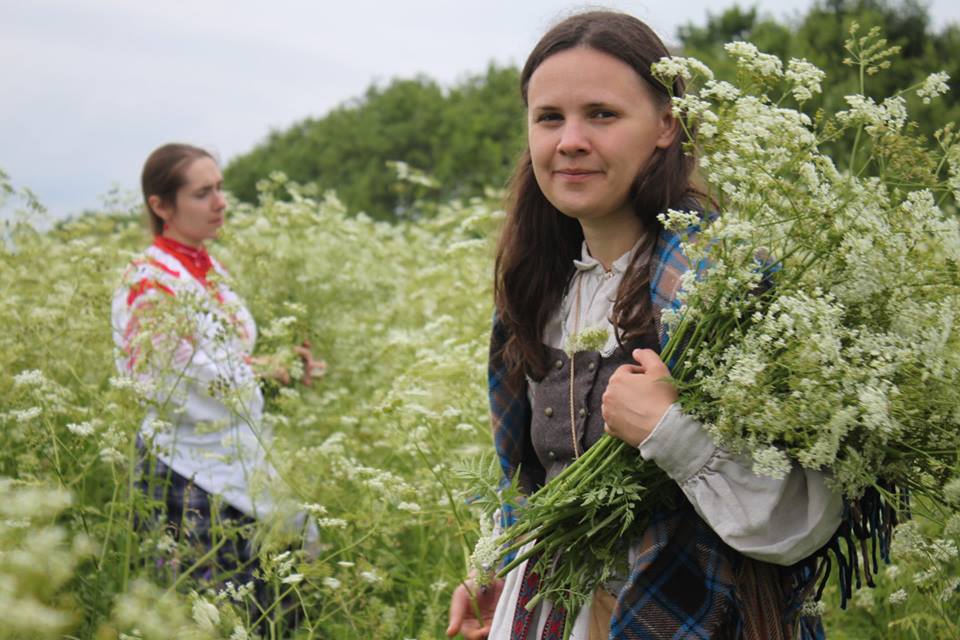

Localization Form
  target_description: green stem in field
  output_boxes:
[412,442,487,625]
[164,535,230,595]
[849,57,866,171]
[251,584,297,630]
[98,469,123,571]
[43,418,66,487]
[412,442,474,567]
[121,444,137,592]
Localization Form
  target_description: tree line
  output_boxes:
[224,0,959,220]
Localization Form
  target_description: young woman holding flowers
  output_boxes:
[447,12,843,640]
[111,143,323,592]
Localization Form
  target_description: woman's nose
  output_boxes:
[557,119,590,155]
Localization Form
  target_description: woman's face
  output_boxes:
[526,46,677,227]
[152,156,226,247]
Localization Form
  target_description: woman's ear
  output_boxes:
[655,110,680,150]
[148,195,172,222]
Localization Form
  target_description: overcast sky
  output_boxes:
[2,0,958,221]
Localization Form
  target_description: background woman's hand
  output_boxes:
[446,576,504,639]
[601,348,678,447]
[294,340,326,386]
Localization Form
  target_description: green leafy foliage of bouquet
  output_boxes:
[494,25,960,636]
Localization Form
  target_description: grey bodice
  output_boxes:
[530,334,657,483]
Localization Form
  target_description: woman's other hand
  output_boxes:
[446,576,504,639]
[247,354,292,385]
[601,348,678,447]
[294,340,326,386]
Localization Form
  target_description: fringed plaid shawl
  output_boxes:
[488,228,826,639]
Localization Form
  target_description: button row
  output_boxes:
[543,406,589,418]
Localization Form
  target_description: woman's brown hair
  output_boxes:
[494,11,697,389]
[141,143,214,236]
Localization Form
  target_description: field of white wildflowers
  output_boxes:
[3,165,957,639]
[1,168,509,639]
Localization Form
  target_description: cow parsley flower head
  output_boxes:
[317,517,348,528]
[66,421,95,437]
[12,407,42,423]
[469,515,500,587]
[853,587,875,610]
[99,447,125,465]
[301,502,328,516]
[917,71,950,104]
[724,41,783,79]
[891,521,926,558]
[857,384,893,434]
[786,58,825,102]
[651,56,714,84]
[360,569,383,584]
[800,599,825,616]
[837,94,908,133]
[940,577,960,603]
[888,588,908,605]
[658,208,703,232]
[564,325,609,356]
[323,577,342,590]
[191,595,220,631]
[945,514,960,538]
[752,445,791,479]
[943,477,960,506]
[13,369,46,388]
[229,625,249,640]
[701,80,740,102]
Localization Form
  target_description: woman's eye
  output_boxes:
[536,112,562,123]
[593,110,617,119]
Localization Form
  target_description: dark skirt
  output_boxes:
[135,450,261,587]
[135,446,302,633]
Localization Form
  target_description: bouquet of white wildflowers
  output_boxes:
[494,26,960,636]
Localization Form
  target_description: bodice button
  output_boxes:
[544,407,554,418]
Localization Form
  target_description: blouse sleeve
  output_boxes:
[638,404,843,565]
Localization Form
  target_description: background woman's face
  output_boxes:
[526,46,677,226]
[160,157,226,246]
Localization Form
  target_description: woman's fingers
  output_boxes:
[632,348,668,375]
[446,584,469,637]
[446,579,502,639]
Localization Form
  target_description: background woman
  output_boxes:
[111,143,322,592]
[447,12,842,640]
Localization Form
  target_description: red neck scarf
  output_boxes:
[153,236,214,285]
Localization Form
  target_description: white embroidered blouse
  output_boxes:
[111,241,274,519]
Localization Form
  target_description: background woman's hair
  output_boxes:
[141,143,215,236]
[493,11,697,389]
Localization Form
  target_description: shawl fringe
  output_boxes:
[809,484,905,610]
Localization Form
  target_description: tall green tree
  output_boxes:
[225,65,524,219]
